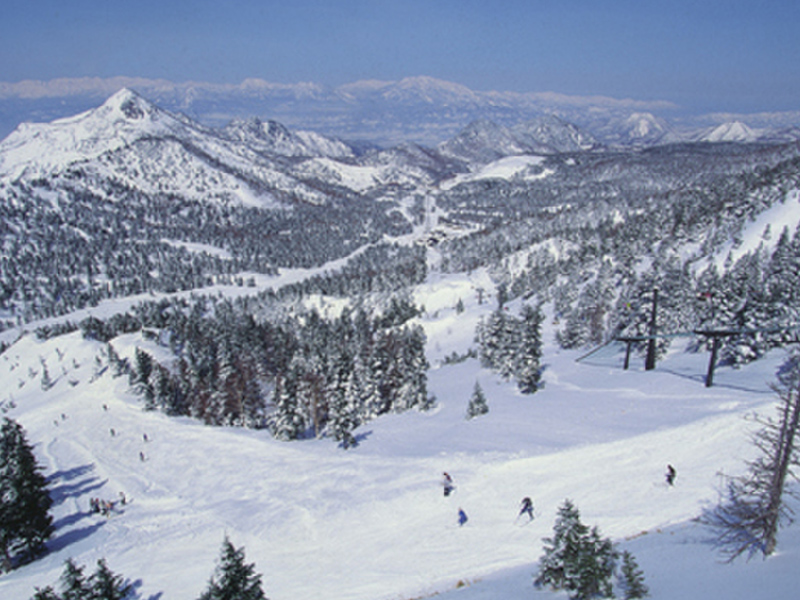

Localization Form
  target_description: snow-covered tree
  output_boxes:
[89,559,133,600]
[466,381,489,419]
[28,558,132,600]
[131,348,155,408]
[535,499,617,600]
[618,550,649,599]
[270,367,305,441]
[0,418,53,572]
[535,499,589,593]
[197,537,267,600]
[515,304,543,394]
[59,559,91,600]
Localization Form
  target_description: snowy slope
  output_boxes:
[0,89,179,179]
[710,188,800,270]
[439,155,552,190]
[695,121,762,143]
[1,267,799,600]
[0,89,343,207]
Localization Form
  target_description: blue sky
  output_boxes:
[2,0,798,114]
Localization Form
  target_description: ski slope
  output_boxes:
[1,271,799,600]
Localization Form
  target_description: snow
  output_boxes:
[297,157,383,192]
[440,155,552,190]
[699,121,761,143]
[0,89,171,180]
[710,188,800,270]
[1,269,799,600]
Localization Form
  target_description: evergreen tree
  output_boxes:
[572,526,616,600]
[40,362,54,391]
[535,499,589,593]
[60,559,90,600]
[344,354,379,427]
[270,367,305,441]
[515,304,543,394]
[466,381,489,419]
[0,417,54,572]
[618,550,649,599]
[393,326,429,412]
[28,557,132,600]
[535,499,617,600]
[477,309,518,378]
[198,537,267,600]
[30,586,59,600]
[131,348,155,409]
[327,352,358,449]
[89,558,132,600]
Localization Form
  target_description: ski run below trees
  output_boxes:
[1,262,800,600]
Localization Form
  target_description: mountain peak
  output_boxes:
[0,88,178,179]
[702,120,759,142]
[100,87,159,122]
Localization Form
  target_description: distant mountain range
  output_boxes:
[2,75,800,147]
[4,87,800,214]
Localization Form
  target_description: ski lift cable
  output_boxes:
[576,323,800,363]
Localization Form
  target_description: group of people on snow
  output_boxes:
[90,492,127,517]
[442,472,535,528]
[441,463,676,529]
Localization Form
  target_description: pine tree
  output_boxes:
[198,537,267,600]
[572,527,616,600]
[535,499,616,600]
[30,586,59,600]
[28,557,133,600]
[515,304,543,394]
[270,366,305,441]
[535,499,589,592]
[618,550,649,599]
[132,348,155,409]
[40,362,54,391]
[0,417,54,571]
[328,352,358,449]
[89,558,132,600]
[60,559,90,600]
[466,381,489,419]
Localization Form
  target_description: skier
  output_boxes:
[458,507,468,527]
[666,464,676,486]
[442,472,454,497]
[518,496,534,521]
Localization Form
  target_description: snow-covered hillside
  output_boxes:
[1,267,799,600]
[0,89,350,207]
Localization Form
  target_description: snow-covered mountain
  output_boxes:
[221,116,354,159]
[438,120,531,164]
[511,115,599,154]
[693,120,762,143]
[592,112,673,146]
[0,88,361,207]
[4,76,800,148]
[0,88,190,180]
[438,117,599,165]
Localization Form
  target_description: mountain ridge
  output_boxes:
[3,76,799,147]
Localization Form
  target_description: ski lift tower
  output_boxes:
[645,287,659,371]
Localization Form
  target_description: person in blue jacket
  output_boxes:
[458,507,468,526]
